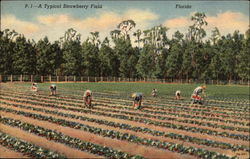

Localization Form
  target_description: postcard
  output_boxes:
[0,0,249,159]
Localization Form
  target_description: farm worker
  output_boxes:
[83,89,92,107]
[192,85,206,97]
[151,89,157,97]
[31,83,38,94]
[132,92,143,109]
[175,90,181,100]
[50,84,57,95]
[31,83,38,95]
[191,85,206,105]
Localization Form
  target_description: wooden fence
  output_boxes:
[0,75,249,86]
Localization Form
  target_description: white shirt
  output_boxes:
[193,86,203,94]
[176,90,181,96]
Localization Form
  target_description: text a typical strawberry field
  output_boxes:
[0,82,249,159]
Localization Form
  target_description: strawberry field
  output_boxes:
[0,82,249,159]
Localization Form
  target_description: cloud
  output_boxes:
[206,11,248,35]
[163,11,249,38]
[37,14,71,25]
[123,9,158,27]
[1,15,40,35]
[2,10,248,43]
[1,9,158,42]
[164,16,190,29]
[78,12,122,31]
[36,9,158,32]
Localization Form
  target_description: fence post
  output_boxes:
[248,80,250,87]
[49,75,51,82]
[57,76,59,82]
[31,75,33,82]
[74,76,76,82]
[81,76,83,82]
[95,77,97,82]
[114,77,115,82]
[88,76,90,82]
[20,75,23,82]
[65,76,67,82]
[0,75,2,83]
[41,76,43,83]
[118,77,120,82]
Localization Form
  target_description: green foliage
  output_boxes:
[136,44,156,78]
[166,34,183,78]
[236,30,250,80]
[13,35,36,74]
[0,30,15,74]
[113,38,137,77]
[0,12,249,81]
[99,37,119,77]
[81,40,100,76]
[62,40,82,75]
[36,37,62,75]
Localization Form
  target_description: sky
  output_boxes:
[1,0,249,43]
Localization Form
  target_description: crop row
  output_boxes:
[0,131,66,158]
[60,89,249,109]
[4,88,248,116]
[0,113,234,159]
[1,93,249,131]
[44,90,250,113]
[58,87,249,106]
[1,95,249,135]
[96,95,249,113]
[91,102,249,132]
[19,91,249,126]
[0,99,248,152]
[1,100,249,142]
[84,95,248,116]
[97,98,249,119]
[2,88,248,115]
[0,116,143,159]
[3,84,249,108]
[24,90,250,119]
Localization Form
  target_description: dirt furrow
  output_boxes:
[1,102,249,147]
[2,105,243,157]
[1,96,248,136]
[0,145,28,158]
[1,112,195,159]
[0,124,101,158]
[2,91,248,125]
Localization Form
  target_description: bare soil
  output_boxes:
[1,101,249,147]
[0,84,249,159]
[1,111,195,159]
[0,124,101,158]
[0,145,29,158]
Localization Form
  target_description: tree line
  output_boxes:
[0,12,249,81]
